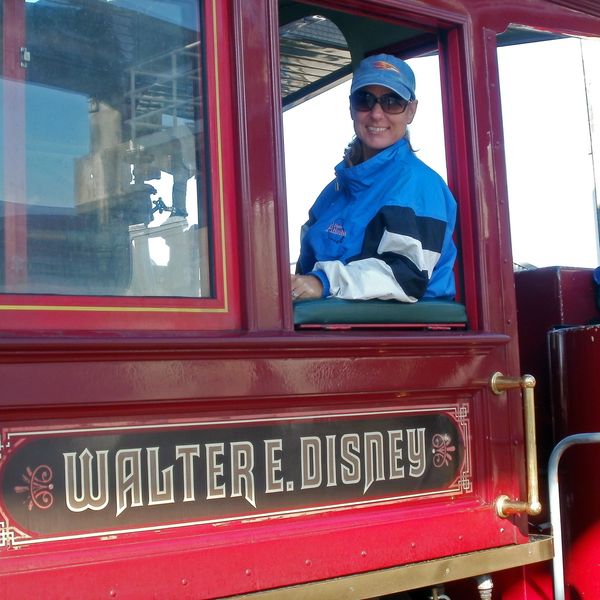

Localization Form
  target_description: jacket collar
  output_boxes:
[334,137,409,195]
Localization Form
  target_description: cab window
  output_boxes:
[280,4,466,330]
[0,0,238,330]
[498,32,600,270]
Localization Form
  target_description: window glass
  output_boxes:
[1,0,211,297]
[498,36,600,269]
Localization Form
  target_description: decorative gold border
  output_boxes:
[212,0,230,313]
[0,304,229,314]
[0,0,230,316]
[455,403,472,492]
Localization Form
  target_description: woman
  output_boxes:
[291,54,457,303]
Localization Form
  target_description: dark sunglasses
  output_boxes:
[350,90,411,114]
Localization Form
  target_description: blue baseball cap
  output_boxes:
[350,54,416,101]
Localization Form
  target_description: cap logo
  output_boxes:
[372,60,401,73]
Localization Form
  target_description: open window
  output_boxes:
[497,29,600,271]
[279,2,467,330]
[0,0,239,331]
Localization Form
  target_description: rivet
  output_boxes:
[181,579,188,586]
[361,550,367,557]
[245,569,252,576]
[305,559,312,566]
[109,591,117,598]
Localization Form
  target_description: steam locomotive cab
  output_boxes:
[0,1,599,598]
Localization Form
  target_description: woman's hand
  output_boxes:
[290,274,323,300]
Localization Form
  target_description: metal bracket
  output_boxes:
[490,372,542,518]
[20,47,31,69]
[549,433,600,600]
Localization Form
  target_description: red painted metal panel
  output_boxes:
[5,0,600,596]
[232,0,290,332]
[0,500,517,599]
[0,331,525,596]
[0,334,505,408]
[515,267,598,524]
[546,0,600,18]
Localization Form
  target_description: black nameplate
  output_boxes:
[0,407,470,546]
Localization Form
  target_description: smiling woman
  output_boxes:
[284,55,448,270]
[290,54,457,305]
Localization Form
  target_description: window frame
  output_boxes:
[0,0,241,332]
[277,1,479,331]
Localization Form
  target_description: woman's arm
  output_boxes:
[314,204,453,302]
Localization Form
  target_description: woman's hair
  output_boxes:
[343,130,416,166]
[343,137,363,167]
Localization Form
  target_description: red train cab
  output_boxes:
[0,0,599,598]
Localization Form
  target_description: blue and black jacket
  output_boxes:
[296,137,457,302]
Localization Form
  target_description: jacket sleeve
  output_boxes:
[314,205,448,302]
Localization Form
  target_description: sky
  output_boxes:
[283,38,600,271]
[498,37,600,269]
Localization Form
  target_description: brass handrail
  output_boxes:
[490,372,542,518]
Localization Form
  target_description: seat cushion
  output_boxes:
[294,297,467,328]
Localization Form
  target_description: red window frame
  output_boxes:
[0,0,240,332]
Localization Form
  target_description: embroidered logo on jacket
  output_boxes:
[327,219,346,242]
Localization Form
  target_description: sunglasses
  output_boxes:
[350,90,411,114]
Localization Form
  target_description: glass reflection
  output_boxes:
[0,0,211,297]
